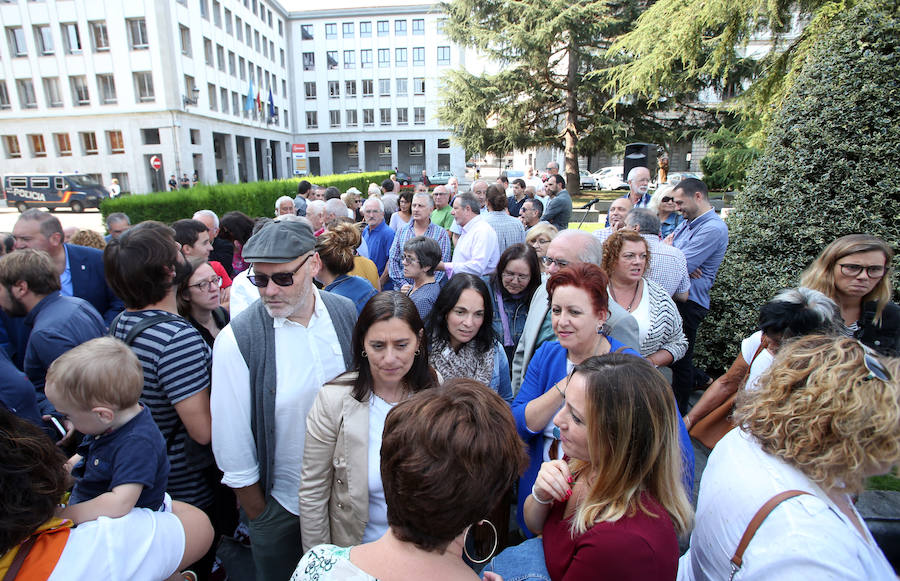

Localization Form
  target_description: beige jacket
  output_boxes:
[299,374,369,553]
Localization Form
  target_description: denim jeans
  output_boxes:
[481,537,551,581]
[247,497,302,581]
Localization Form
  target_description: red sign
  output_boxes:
[292,144,306,154]
[150,155,162,171]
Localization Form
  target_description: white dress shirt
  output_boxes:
[445,214,500,277]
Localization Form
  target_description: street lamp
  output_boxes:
[182,86,200,107]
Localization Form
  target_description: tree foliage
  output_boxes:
[694,0,900,373]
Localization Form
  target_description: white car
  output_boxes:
[592,167,629,190]
[579,170,596,189]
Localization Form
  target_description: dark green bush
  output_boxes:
[100,173,390,224]
[695,0,900,374]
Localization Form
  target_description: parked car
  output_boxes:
[579,170,597,189]
[3,173,108,213]
[592,167,629,190]
[427,171,454,185]
[666,171,702,186]
[395,172,413,185]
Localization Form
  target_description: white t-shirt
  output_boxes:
[741,331,775,392]
[362,394,394,543]
[50,509,184,581]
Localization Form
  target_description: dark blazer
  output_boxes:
[66,243,124,325]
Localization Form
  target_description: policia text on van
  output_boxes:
[3,174,109,213]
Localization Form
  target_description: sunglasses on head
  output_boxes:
[858,340,891,382]
[247,254,312,287]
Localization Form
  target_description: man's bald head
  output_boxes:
[607,197,633,227]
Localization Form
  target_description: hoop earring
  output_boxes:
[361,350,368,358]
[415,349,420,356]
[462,519,498,565]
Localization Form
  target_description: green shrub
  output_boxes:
[100,173,390,224]
[695,0,900,374]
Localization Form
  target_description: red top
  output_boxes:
[209,261,233,289]
[542,491,678,581]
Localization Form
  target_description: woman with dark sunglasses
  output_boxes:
[649,185,683,239]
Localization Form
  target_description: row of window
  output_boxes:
[190,34,285,94]
[191,79,289,128]
[301,46,450,71]
[301,18,440,40]
[6,19,146,56]
[198,0,283,38]
[304,78,427,99]
[3,131,123,159]
[182,18,280,66]
[0,73,154,110]
[305,107,426,129]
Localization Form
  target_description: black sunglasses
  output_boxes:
[858,340,891,382]
[247,254,312,288]
[661,196,674,203]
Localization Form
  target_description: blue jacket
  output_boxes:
[0,347,42,428]
[484,277,531,350]
[324,274,378,315]
[66,243,124,325]
[510,339,694,535]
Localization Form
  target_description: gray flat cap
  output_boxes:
[242,220,315,263]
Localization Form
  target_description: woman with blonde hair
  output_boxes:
[680,335,899,579]
[70,229,106,249]
[315,222,377,314]
[800,234,898,355]
[524,222,558,271]
[648,184,683,239]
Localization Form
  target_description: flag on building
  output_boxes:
[256,90,262,114]
[268,89,275,119]
[244,80,254,111]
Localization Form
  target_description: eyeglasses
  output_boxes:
[502,271,530,283]
[541,256,570,269]
[858,340,891,382]
[661,196,674,203]
[188,276,222,292]
[247,254,312,287]
[531,238,551,247]
[401,255,419,265]
[839,263,885,278]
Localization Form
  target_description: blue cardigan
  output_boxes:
[510,339,695,535]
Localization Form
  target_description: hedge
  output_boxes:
[694,0,900,375]
[100,172,391,224]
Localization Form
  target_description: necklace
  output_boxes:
[610,280,641,312]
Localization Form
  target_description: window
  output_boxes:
[180,26,191,56]
[380,108,390,125]
[29,134,47,157]
[232,91,239,115]
[302,52,314,71]
[43,78,63,107]
[81,132,98,155]
[107,130,124,154]
[412,18,425,35]
[239,57,246,80]
[213,1,222,27]
[217,45,225,71]
[245,24,251,46]
[200,0,209,20]
[97,74,117,104]
[437,18,447,34]
[414,107,425,124]
[204,39,213,66]
[236,18,243,41]
[329,110,340,127]
[360,21,371,37]
[397,107,408,125]
[208,84,217,111]
[280,48,285,67]
[134,72,154,102]
[127,19,148,49]
[327,51,338,70]
[0,82,9,110]
[228,51,236,75]
[413,47,424,66]
[362,79,373,97]
[343,50,355,69]
[342,22,353,38]
[283,79,286,95]
[410,142,424,155]
[70,76,90,106]
[437,46,450,65]
[306,111,317,128]
[325,23,336,38]
[4,135,21,159]
[376,20,388,36]
[378,48,390,68]
[438,138,451,148]
[394,20,407,35]
[304,82,316,99]
[17,80,37,109]
[35,25,54,55]
[254,30,260,52]
[301,24,313,40]
[378,78,390,96]
[360,49,372,68]
[8,27,27,56]
[396,78,408,96]
[363,108,374,126]
[225,9,233,34]
[220,87,228,113]
[90,21,109,51]
[414,77,425,95]
[61,23,81,53]
[141,128,160,145]
[345,80,357,97]
[309,142,320,152]
[328,81,340,98]
[346,109,357,126]
[55,133,71,156]
[395,47,407,66]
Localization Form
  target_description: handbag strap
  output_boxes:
[494,287,514,347]
[729,490,810,579]
[2,536,36,581]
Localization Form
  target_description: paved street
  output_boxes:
[0,204,105,234]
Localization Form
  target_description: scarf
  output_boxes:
[0,517,73,580]
[430,337,494,387]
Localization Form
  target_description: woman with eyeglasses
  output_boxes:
[399,235,442,321]
[177,258,229,348]
[649,185,683,239]
[679,335,899,579]
[315,222,378,315]
[525,223,558,272]
[800,234,898,356]
[485,244,543,365]
[427,273,513,403]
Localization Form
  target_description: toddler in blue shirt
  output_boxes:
[45,337,169,524]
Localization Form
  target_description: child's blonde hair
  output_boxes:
[46,337,143,409]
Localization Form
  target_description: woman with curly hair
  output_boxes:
[315,222,377,315]
[679,335,900,579]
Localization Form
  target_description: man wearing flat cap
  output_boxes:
[210,220,356,581]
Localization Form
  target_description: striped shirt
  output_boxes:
[112,310,213,508]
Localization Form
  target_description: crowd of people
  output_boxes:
[0,167,898,581]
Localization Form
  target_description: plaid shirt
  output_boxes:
[388,220,451,289]
[643,234,691,297]
[482,211,526,252]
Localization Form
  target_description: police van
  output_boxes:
[2,173,109,213]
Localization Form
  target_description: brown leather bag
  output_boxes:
[689,342,767,449]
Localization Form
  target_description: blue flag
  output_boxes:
[244,80,254,111]
[268,89,275,118]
